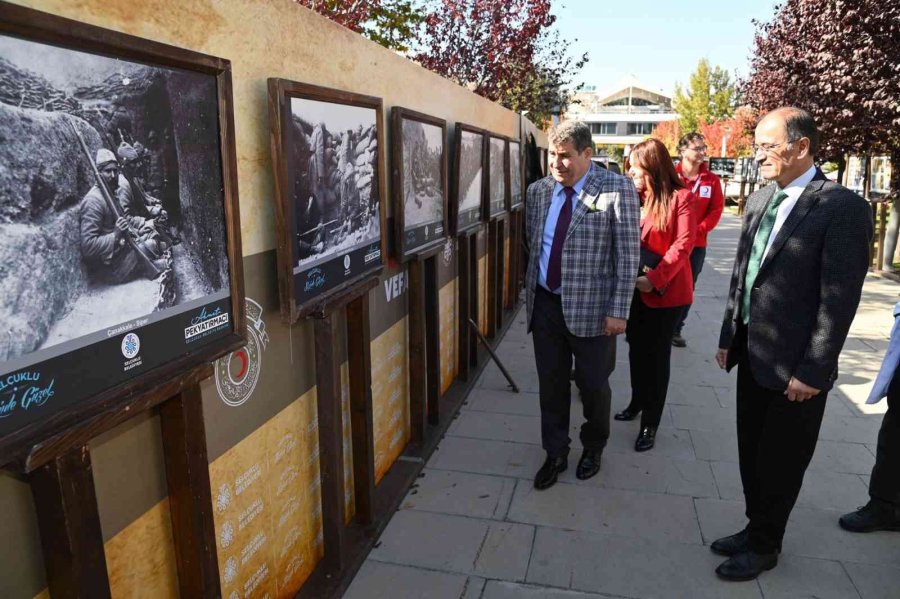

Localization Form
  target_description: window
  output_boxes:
[627,122,654,136]
[591,122,617,135]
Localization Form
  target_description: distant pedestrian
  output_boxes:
[671,132,724,348]
[712,107,872,581]
[839,302,900,533]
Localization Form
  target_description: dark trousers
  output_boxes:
[625,292,683,428]
[675,246,707,334]
[532,286,616,458]
[736,334,827,553]
[870,364,900,504]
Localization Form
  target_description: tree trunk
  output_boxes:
[881,147,900,271]
[835,154,846,185]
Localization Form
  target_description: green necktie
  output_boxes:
[741,190,789,324]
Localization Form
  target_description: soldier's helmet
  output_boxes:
[95,148,118,168]
[117,141,140,165]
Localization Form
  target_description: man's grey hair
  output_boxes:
[548,121,593,153]
[763,107,821,156]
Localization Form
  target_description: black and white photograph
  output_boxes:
[486,135,507,218]
[509,139,523,209]
[454,125,483,234]
[268,80,386,319]
[0,14,242,447]
[391,108,447,260]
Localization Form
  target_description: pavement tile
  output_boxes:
[370,510,534,580]
[578,450,718,498]
[808,440,876,474]
[448,411,542,444]
[669,404,737,432]
[465,387,542,416]
[694,498,900,566]
[818,416,883,444]
[461,576,487,599]
[689,428,740,462]
[605,423,695,460]
[843,561,900,599]
[400,469,509,519]
[478,363,540,392]
[507,481,702,544]
[526,527,762,599]
[756,555,862,599]
[710,462,871,511]
[482,580,627,599]
[429,436,544,479]
[344,561,469,599]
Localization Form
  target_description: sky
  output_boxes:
[552,0,781,97]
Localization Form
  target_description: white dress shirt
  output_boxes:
[760,164,817,261]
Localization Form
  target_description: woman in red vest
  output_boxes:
[672,132,725,347]
[615,139,696,451]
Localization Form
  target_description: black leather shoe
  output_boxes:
[534,455,567,490]
[614,407,641,421]
[715,550,778,581]
[672,334,687,348]
[710,528,749,556]
[576,448,602,480]
[839,500,900,533]
[634,426,657,452]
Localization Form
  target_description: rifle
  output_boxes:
[67,117,163,277]
[297,219,337,238]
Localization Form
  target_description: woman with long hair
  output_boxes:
[614,139,696,451]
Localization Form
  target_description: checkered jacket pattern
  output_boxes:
[524,163,641,337]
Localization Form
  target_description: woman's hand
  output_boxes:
[635,276,654,293]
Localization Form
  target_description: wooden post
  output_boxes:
[407,256,428,447]
[486,219,499,339]
[347,293,376,525]
[159,384,221,598]
[29,446,111,599]
[423,255,440,425]
[457,233,472,381]
[313,315,346,574]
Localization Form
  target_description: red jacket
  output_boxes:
[640,188,696,308]
[676,162,724,248]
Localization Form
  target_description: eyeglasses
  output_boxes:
[752,139,800,155]
[687,145,708,153]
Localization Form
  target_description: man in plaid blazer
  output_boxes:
[711,108,873,581]
[524,121,640,490]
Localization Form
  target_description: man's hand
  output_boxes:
[115,216,129,234]
[603,316,626,336]
[785,377,820,402]
[635,276,654,293]
[715,348,728,369]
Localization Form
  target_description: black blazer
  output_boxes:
[718,169,873,392]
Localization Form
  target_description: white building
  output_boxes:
[565,76,678,153]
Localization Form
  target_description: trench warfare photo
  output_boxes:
[289,97,381,284]
[401,117,444,251]
[509,141,522,208]
[488,136,507,216]
[0,34,232,372]
[456,129,483,231]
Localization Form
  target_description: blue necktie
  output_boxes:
[547,186,575,291]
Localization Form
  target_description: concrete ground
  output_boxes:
[346,213,900,599]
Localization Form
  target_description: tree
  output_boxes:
[744,0,900,266]
[413,0,588,126]
[294,0,424,52]
[673,58,739,132]
[650,120,682,156]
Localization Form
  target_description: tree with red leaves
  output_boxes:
[294,0,425,52]
[413,0,587,126]
[744,0,899,186]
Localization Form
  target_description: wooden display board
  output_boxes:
[484,134,508,220]
[268,79,388,323]
[451,123,485,235]
[390,107,448,261]
[0,3,248,597]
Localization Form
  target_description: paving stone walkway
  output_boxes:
[347,213,900,599]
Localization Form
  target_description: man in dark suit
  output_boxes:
[712,107,873,580]
[524,121,640,490]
